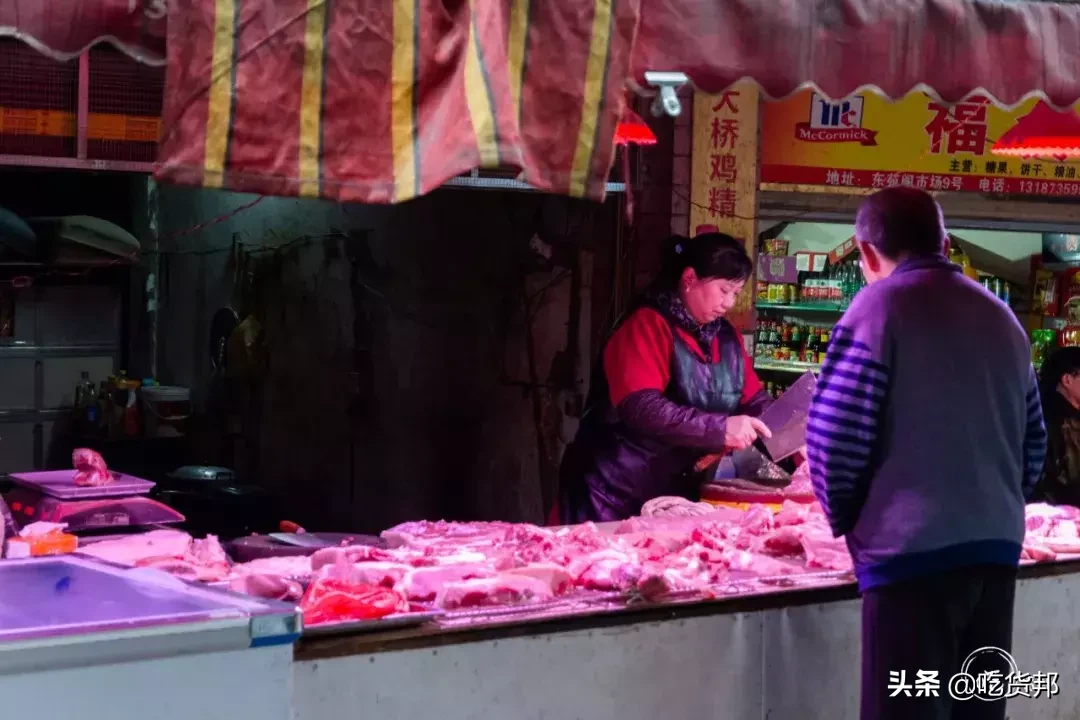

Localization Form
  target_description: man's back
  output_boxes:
[813,189,1045,720]
[807,255,1045,591]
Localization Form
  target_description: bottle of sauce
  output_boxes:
[804,326,819,363]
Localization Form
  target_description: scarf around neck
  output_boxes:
[649,289,726,354]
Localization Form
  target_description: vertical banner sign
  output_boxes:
[689,82,761,330]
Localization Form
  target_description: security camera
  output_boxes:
[644,71,689,118]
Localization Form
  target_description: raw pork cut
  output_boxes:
[79,529,193,565]
[232,555,313,580]
[395,563,497,602]
[567,549,642,591]
[1022,543,1057,562]
[435,574,554,610]
[310,545,396,570]
[739,504,774,536]
[773,500,812,527]
[381,520,512,550]
[72,448,112,487]
[135,535,231,582]
[760,526,804,557]
[615,531,694,560]
[342,561,412,589]
[300,578,408,626]
[230,573,303,602]
[636,566,715,600]
[1038,536,1080,554]
[502,563,573,595]
[641,496,717,518]
[800,530,852,572]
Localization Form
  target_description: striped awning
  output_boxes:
[0,0,166,65]
[632,0,1080,110]
[154,0,638,204]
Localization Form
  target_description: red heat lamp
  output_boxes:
[991,101,1080,161]
[614,109,658,147]
[614,108,657,224]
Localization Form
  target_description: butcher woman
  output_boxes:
[557,232,773,524]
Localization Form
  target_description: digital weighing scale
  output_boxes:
[4,470,186,533]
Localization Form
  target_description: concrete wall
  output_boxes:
[152,186,617,532]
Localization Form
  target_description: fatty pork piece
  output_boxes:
[739,504,775,536]
[79,529,193,565]
[72,447,112,487]
[613,506,743,535]
[800,529,853,572]
[135,535,231,582]
[1036,536,1080,555]
[435,573,555,610]
[232,555,314,581]
[636,567,715,601]
[1021,542,1057,563]
[773,499,815,527]
[499,563,574,595]
[380,519,514,550]
[733,551,800,577]
[395,563,498,602]
[230,573,304,602]
[567,549,644,592]
[340,561,413,589]
[759,525,805,557]
[309,545,397,570]
[613,530,695,561]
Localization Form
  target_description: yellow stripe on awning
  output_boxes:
[507,0,530,126]
[569,0,612,198]
[203,0,237,189]
[299,0,328,198]
[391,0,418,202]
[464,1,499,167]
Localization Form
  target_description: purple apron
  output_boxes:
[558,312,745,523]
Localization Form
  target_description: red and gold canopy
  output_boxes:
[8,1,1080,205]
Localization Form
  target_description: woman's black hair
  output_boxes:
[1040,346,1080,401]
[655,232,753,291]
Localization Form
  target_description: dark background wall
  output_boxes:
[0,137,679,536]
[149,184,620,533]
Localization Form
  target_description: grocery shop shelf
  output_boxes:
[754,359,822,374]
[757,302,845,313]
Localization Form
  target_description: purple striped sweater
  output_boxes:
[807,254,1047,591]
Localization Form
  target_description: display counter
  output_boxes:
[0,555,300,720]
[293,559,1080,720]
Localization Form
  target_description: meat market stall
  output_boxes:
[283,502,1080,720]
[8,458,1078,718]
[290,559,1080,720]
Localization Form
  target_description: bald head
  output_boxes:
[855,188,948,260]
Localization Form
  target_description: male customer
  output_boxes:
[806,187,1047,720]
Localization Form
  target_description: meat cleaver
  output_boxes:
[757,371,817,462]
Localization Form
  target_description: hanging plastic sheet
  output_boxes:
[631,0,1080,110]
[0,0,166,64]
[154,0,640,204]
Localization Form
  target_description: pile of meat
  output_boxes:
[74,500,852,625]
[78,529,232,582]
[1022,503,1080,561]
[283,498,851,623]
[74,501,1080,628]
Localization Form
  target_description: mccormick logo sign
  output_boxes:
[796,93,878,146]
